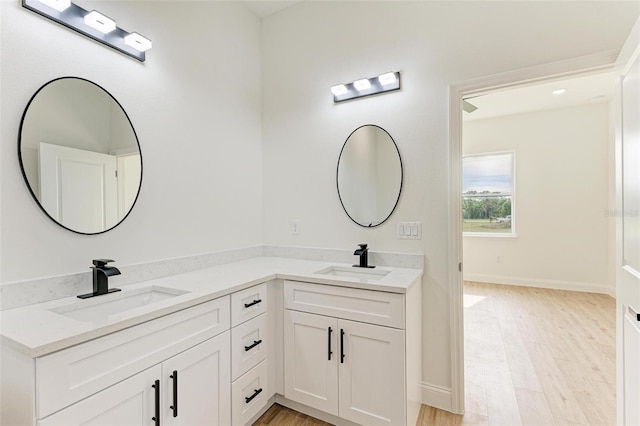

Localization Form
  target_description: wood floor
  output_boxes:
[254,282,616,426]
[253,404,332,426]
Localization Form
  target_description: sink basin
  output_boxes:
[51,286,189,322]
[314,266,390,281]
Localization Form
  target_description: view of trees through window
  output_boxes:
[462,152,514,234]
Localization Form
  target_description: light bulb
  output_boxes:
[353,79,371,91]
[378,72,397,86]
[36,0,71,12]
[124,33,152,52]
[84,10,116,34]
[331,84,348,96]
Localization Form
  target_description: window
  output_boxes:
[462,152,515,236]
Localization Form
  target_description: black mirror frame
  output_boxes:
[336,124,403,228]
[17,76,143,235]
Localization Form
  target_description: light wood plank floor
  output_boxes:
[254,282,616,426]
[420,282,616,426]
[253,404,332,426]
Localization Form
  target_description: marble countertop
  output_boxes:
[0,256,422,358]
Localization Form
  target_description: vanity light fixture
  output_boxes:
[552,88,567,95]
[22,0,152,62]
[84,10,116,34]
[331,71,401,103]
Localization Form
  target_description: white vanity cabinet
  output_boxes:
[162,332,231,426]
[2,295,232,426]
[230,283,270,425]
[1,265,422,426]
[38,365,160,426]
[282,280,421,426]
[39,332,231,426]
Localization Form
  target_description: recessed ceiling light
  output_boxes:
[84,10,116,34]
[552,88,567,95]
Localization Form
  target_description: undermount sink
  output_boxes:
[51,286,189,322]
[314,266,390,281]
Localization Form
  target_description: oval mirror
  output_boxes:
[337,125,403,227]
[18,77,142,235]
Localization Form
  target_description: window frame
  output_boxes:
[462,150,516,238]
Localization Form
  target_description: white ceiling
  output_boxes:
[243,0,303,18]
[463,72,616,121]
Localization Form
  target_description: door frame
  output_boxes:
[447,50,618,414]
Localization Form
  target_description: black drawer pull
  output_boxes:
[245,388,263,404]
[244,299,262,308]
[340,329,345,364]
[328,327,333,361]
[244,339,263,351]
[170,370,178,418]
[152,379,160,426]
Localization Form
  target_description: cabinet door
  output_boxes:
[163,331,231,426]
[284,310,338,415]
[38,365,161,426]
[338,319,405,426]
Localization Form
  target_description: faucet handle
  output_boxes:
[357,243,368,250]
[92,259,115,268]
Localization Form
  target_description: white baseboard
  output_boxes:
[463,273,616,299]
[420,382,453,412]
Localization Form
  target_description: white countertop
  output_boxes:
[0,256,422,358]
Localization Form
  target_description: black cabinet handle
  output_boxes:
[244,339,263,351]
[245,388,263,404]
[152,379,160,426]
[328,327,333,360]
[170,370,178,418]
[340,329,345,364]
[244,299,262,308]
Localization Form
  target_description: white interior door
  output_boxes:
[116,153,141,220]
[39,142,117,233]
[284,310,338,415]
[616,16,640,426]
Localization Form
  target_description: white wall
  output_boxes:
[0,0,263,283]
[261,1,638,398]
[463,103,613,295]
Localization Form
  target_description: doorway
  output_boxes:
[447,55,620,418]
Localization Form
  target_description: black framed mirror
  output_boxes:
[18,77,143,235]
[336,124,403,227]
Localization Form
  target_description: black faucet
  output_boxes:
[78,259,122,299]
[353,244,375,269]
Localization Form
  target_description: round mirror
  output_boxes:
[337,125,402,227]
[18,77,142,235]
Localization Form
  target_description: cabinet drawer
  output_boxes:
[231,283,266,327]
[36,296,230,418]
[284,281,404,329]
[231,313,267,381]
[232,359,269,426]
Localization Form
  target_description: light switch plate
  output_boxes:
[396,222,421,240]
